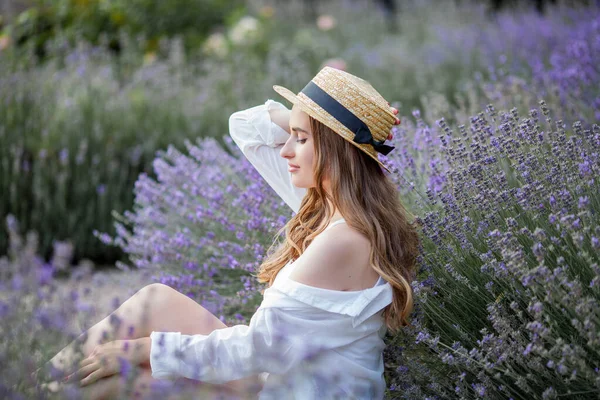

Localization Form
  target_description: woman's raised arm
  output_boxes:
[267,107,291,134]
[228,100,306,214]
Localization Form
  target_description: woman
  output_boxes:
[40,67,420,399]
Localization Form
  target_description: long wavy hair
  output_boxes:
[255,115,421,334]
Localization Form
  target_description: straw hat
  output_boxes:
[273,66,396,173]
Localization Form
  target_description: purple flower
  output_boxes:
[59,148,69,165]
[118,357,132,378]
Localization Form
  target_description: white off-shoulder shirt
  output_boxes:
[149,99,393,399]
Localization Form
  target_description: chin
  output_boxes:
[292,182,309,189]
[291,176,311,189]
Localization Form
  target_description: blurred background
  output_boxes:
[0,0,598,268]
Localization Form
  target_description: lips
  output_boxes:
[288,163,300,168]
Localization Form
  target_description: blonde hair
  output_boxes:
[256,116,420,334]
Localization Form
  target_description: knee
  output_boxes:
[139,282,178,295]
[126,283,177,335]
[130,283,174,311]
[142,283,173,296]
[139,283,180,307]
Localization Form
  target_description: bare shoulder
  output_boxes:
[287,224,374,291]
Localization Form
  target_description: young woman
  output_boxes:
[40,67,420,399]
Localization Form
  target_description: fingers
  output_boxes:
[79,356,95,368]
[70,362,98,383]
[386,101,399,115]
[80,369,105,387]
[387,107,400,141]
[385,102,400,126]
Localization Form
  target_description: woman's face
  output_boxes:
[280,104,315,188]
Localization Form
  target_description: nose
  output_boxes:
[280,135,295,159]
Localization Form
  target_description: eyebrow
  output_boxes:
[291,127,311,135]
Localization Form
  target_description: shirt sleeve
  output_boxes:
[228,99,307,214]
[149,307,332,382]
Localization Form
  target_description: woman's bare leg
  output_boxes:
[74,366,257,400]
[46,283,223,372]
[43,283,263,396]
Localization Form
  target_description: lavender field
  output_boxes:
[1,0,599,398]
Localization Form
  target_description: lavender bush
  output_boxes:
[1,216,256,399]
[385,102,600,398]
[99,137,293,323]
[0,215,97,398]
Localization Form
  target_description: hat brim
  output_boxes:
[272,85,301,108]
[272,84,392,174]
[273,85,330,135]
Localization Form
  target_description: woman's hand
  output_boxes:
[67,338,151,387]
[388,103,400,141]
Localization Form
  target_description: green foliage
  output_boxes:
[122,0,243,52]
[0,41,212,264]
[8,0,245,59]
[10,0,123,59]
